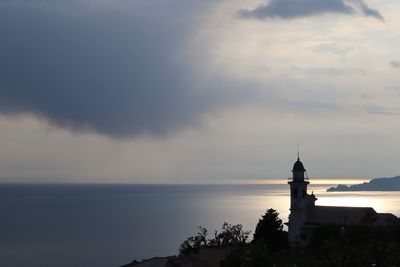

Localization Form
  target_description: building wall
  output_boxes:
[288,181,309,243]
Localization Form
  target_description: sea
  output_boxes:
[1,180,400,267]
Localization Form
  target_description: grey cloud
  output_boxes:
[311,43,353,55]
[355,0,384,20]
[239,0,383,20]
[366,106,400,115]
[0,0,234,138]
[282,100,338,112]
[390,61,400,69]
[288,65,364,76]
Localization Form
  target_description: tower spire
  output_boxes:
[297,142,300,161]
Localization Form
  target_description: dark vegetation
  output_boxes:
[179,222,251,256]
[179,208,400,266]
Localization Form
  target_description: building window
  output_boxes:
[292,188,298,198]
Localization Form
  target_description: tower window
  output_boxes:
[292,188,298,198]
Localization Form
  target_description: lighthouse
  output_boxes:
[287,155,311,243]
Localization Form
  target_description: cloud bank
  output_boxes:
[390,61,400,69]
[0,0,229,138]
[239,0,383,20]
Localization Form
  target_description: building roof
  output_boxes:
[305,206,377,226]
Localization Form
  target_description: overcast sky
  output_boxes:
[0,0,399,183]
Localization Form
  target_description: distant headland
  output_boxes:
[327,175,400,192]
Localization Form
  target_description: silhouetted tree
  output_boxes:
[253,209,288,252]
[179,211,400,266]
[179,227,208,256]
[179,223,250,256]
[209,222,251,246]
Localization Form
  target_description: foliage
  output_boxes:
[303,224,400,267]
[179,222,250,256]
[221,209,289,267]
[180,208,400,267]
[209,222,251,247]
[242,241,273,267]
[253,208,288,252]
[273,224,400,267]
[178,227,208,256]
[224,241,273,267]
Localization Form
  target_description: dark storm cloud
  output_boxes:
[239,0,383,20]
[356,0,384,20]
[0,0,227,138]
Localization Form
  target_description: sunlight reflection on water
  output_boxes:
[251,180,400,227]
[1,180,399,267]
[315,190,400,215]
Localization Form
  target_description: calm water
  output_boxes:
[1,181,400,267]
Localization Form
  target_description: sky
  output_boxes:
[0,0,400,183]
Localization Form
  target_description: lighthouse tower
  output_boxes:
[287,155,309,243]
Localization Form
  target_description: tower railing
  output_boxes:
[287,177,309,182]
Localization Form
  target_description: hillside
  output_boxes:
[327,176,400,191]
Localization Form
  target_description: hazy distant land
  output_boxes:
[327,175,400,192]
